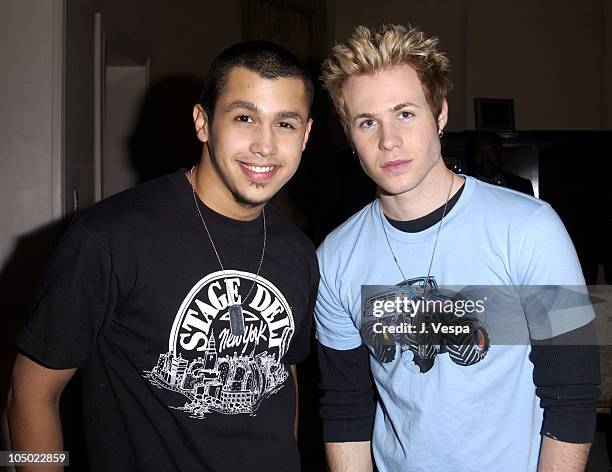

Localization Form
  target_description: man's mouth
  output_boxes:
[381,159,412,173]
[238,162,280,182]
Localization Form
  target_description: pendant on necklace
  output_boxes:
[229,304,245,337]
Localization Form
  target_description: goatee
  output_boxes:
[231,188,267,208]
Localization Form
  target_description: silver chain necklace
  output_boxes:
[188,166,266,337]
[379,173,455,286]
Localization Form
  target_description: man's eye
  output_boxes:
[399,111,414,120]
[360,119,376,129]
[278,122,295,130]
[235,115,253,123]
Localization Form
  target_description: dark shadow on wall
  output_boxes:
[0,217,90,471]
[1,219,68,404]
[128,74,204,183]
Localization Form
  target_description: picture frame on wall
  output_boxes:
[474,98,515,130]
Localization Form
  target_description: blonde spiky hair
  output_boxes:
[321,24,452,131]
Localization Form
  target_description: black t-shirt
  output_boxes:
[18,169,319,472]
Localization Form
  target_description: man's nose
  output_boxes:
[378,124,402,152]
[250,126,277,157]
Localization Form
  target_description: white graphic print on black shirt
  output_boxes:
[17,170,318,471]
[144,269,294,417]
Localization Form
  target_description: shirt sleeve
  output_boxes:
[516,204,595,339]
[531,322,600,443]
[318,342,376,442]
[16,214,119,369]
[314,242,362,350]
[314,241,376,442]
[283,251,320,365]
[515,204,600,442]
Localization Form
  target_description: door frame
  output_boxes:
[93,13,150,202]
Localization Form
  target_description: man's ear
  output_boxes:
[437,99,449,132]
[193,104,209,143]
[301,118,314,151]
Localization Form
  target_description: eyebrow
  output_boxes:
[275,110,304,123]
[225,100,259,113]
[392,102,419,111]
[352,102,420,122]
[225,101,305,123]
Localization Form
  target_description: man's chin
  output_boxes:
[376,181,417,197]
[231,189,270,208]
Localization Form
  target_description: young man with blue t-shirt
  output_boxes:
[316,24,599,471]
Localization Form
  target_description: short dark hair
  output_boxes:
[200,41,314,120]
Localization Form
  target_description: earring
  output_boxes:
[352,149,358,158]
[438,129,444,138]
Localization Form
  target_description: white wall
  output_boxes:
[0,0,63,267]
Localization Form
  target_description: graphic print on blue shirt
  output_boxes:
[315,176,595,472]
[143,269,294,418]
[361,276,490,373]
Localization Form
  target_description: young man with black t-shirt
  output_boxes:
[8,41,318,471]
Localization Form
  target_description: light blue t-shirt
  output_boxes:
[315,176,593,472]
